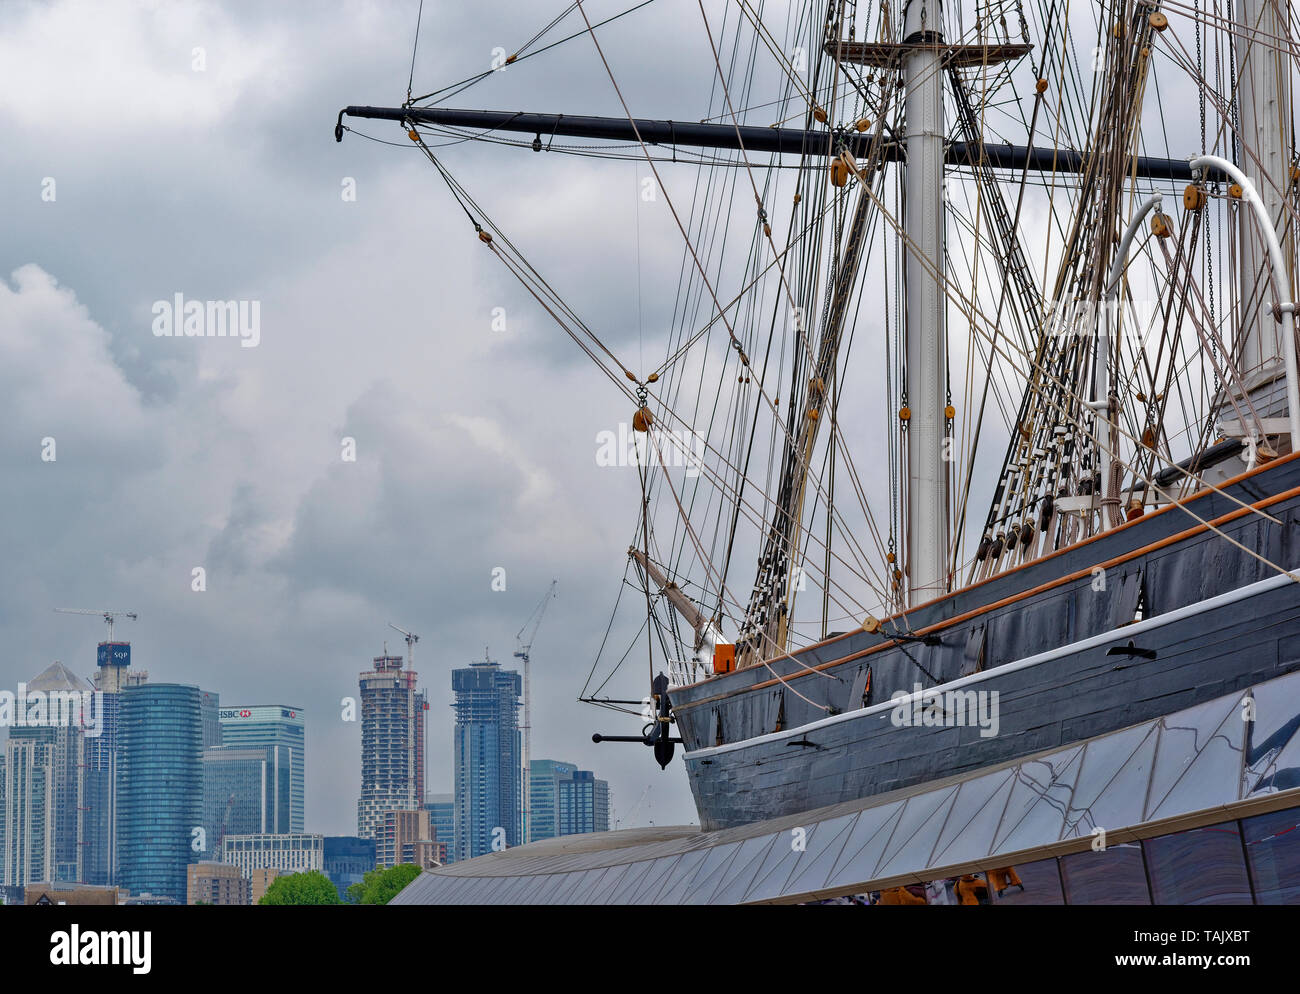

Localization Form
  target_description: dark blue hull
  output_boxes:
[672,453,1300,830]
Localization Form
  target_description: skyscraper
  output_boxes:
[557,770,611,836]
[7,663,95,883]
[200,745,295,859]
[117,683,202,903]
[527,759,577,843]
[199,689,222,748]
[1,737,55,887]
[357,652,426,840]
[84,639,147,887]
[218,705,305,833]
[452,654,521,861]
[528,760,611,841]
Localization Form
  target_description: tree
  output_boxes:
[352,864,423,905]
[258,870,343,905]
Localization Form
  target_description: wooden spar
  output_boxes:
[628,546,709,641]
[337,105,1211,182]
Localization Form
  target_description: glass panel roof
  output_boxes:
[1068,725,1158,835]
[873,787,959,879]
[710,834,782,905]
[995,747,1082,855]
[681,842,744,905]
[651,850,710,904]
[1244,671,1300,795]
[739,831,810,904]
[781,815,859,898]
[1146,695,1240,818]
[930,772,1016,867]
[395,676,1298,904]
[823,800,908,891]
[582,864,632,905]
[609,859,659,904]
[1148,705,1246,820]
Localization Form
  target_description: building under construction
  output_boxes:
[356,651,427,841]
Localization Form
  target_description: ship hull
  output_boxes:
[672,452,1300,830]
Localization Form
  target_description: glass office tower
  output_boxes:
[218,705,305,833]
[117,684,202,903]
[451,656,521,860]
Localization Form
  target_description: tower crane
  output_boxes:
[388,623,424,810]
[388,623,419,668]
[214,792,237,856]
[54,607,138,643]
[514,580,556,844]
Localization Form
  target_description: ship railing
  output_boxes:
[666,658,699,688]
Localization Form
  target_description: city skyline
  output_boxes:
[0,0,702,838]
[0,632,626,888]
[1,622,664,840]
[0,635,619,901]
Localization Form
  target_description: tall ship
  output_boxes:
[342,0,1300,860]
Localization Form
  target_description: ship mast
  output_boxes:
[1233,0,1297,418]
[901,0,949,604]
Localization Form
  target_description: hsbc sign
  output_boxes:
[219,705,304,723]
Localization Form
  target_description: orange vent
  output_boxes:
[714,644,736,674]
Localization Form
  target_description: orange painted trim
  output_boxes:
[675,473,1300,712]
[813,447,1300,658]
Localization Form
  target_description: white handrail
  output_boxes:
[1191,154,1300,446]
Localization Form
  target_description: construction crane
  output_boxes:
[388,623,419,668]
[54,607,137,642]
[213,792,237,856]
[514,580,557,845]
[617,785,651,829]
[388,624,424,814]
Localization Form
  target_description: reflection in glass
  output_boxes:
[1243,807,1300,904]
[1147,706,1244,822]
[1143,822,1251,904]
[931,772,1015,867]
[991,858,1064,905]
[953,872,991,905]
[995,750,1081,854]
[1066,727,1158,838]
[1146,696,1239,817]
[1060,844,1150,904]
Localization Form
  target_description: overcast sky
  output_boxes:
[0,0,771,834]
[0,0,1242,841]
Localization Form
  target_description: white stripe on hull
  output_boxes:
[685,561,1300,760]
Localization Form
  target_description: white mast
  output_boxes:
[902,0,950,603]
[1233,0,1296,413]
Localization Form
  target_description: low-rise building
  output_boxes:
[187,862,250,905]
[221,833,324,877]
[249,867,281,904]
[25,881,123,905]
[376,810,437,869]
[323,836,375,900]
